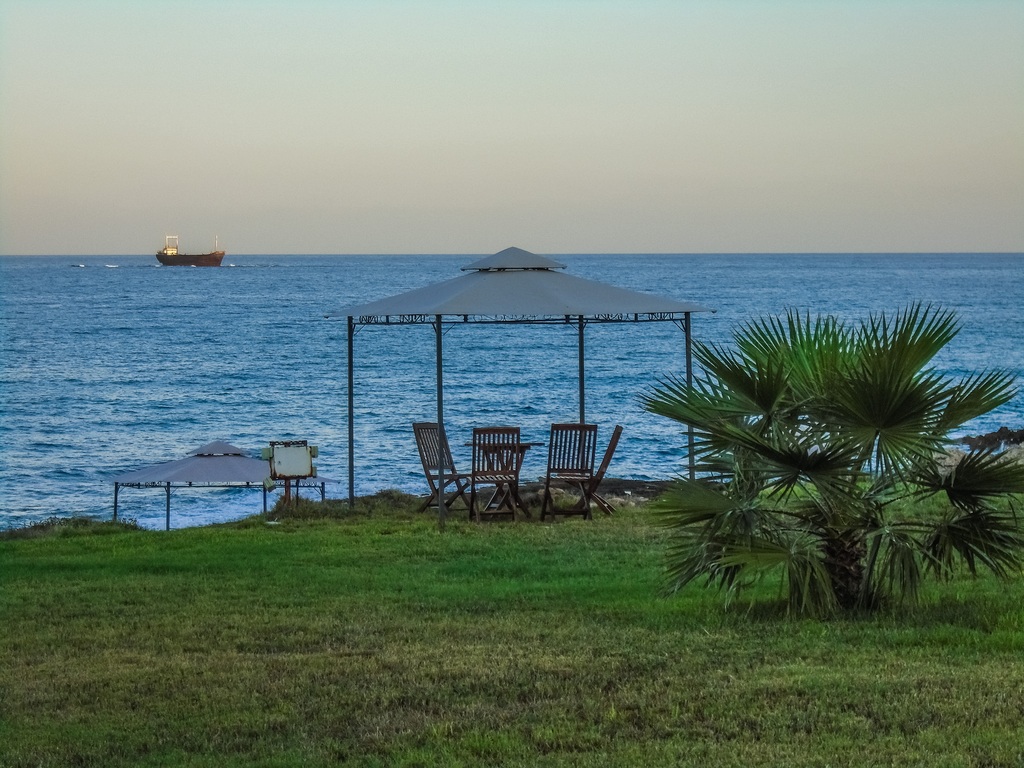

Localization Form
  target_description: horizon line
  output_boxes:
[3,250,1023,258]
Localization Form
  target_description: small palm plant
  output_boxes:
[643,303,1024,616]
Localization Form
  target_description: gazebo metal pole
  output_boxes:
[435,315,447,531]
[165,483,171,531]
[685,312,695,481]
[113,483,119,522]
[578,316,585,424]
[347,316,355,509]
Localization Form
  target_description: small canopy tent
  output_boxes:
[328,247,714,523]
[112,440,329,530]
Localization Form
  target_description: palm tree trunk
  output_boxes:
[824,532,869,610]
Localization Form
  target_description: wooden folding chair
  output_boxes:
[587,424,623,515]
[469,426,527,521]
[412,422,471,512]
[541,423,599,520]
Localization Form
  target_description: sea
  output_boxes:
[1,253,1022,531]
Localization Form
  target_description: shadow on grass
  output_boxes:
[264,488,424,521]
[715,581,1020,633]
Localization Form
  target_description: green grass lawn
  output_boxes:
[2,497,1023,767]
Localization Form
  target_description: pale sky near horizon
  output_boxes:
[1,1,1022,256]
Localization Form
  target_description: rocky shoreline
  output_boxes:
[518,477,674,508]
[961,426,1024,451]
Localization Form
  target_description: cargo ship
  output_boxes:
[156,236,225,267]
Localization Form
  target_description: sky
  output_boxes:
[1,1,1022,255]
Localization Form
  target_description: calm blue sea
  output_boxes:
[1,253,1022,530]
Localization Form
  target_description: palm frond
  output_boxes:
[709,420,866,500]
[827,306,961,475]
[645,340,795,431]
[915,449,1024,511]
[922,505,1024,579]
[866,525,925,607]
[858,303,959,374]
[936,370,1019,433]
[717,531,837,616]
[656,478,795,604]
[651,478,738,529]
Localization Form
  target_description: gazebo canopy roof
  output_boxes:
[113,441,271,486]
[328,246,712,324]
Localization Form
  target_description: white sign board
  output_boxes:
[270,444,314,479]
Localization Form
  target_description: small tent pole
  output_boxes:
[165,483,171,531]
[113,483,119,522]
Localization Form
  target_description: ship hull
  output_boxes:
[156,250,226,267]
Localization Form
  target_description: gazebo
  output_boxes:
[111,440,331,530]
[328,247,713,524]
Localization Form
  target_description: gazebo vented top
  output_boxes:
[460,246,567,271]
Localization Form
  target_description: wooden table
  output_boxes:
[466,441,542,517]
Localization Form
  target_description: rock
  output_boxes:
[961,426,1024,451]
[519,478,673,506]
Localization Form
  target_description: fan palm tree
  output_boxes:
[643,304,1024,616]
